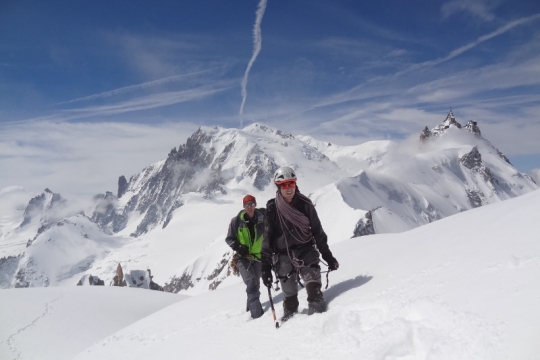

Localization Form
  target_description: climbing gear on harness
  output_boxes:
[230,253,239,276]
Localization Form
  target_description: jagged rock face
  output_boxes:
[465,121,481,136]
[19,188,65,228]
[125,128,223,236]
[420,126,432,140]
[164,250,234,293]
[112,125,285,236]
[420,111,511,165]
[90,191,118,229]
[352,211,375,237]
[428,110,462,138]
[163,272,194,293]
[0,255,21,289]
[118,176,128,198]
[244,145,279,190]
[13,257,49,288]
[466,189,484,208]
[460,146,495,184]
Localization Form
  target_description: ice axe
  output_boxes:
[266,285,279,329]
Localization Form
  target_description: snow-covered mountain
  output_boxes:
[96,124,345,238]
[0,113,537,292]
[2,187,539,360]
[312,111,536,240]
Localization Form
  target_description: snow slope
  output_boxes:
[2,189,537,360]
[0,287,187,360]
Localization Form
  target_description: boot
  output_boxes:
[281,295,299,322]
[306,282,327,315]
[248,299,264,319]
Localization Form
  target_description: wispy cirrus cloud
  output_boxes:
[284,13,540,117]
[397,14,540,75]
[35,82,236,122]
[441,0,500,21]
[56,68,223,105]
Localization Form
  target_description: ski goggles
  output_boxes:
[280,181,296,189]
[243,202,256,208]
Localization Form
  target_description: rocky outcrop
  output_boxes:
[0,255,21,289]
[163,272,194,293]
[460,146,496,184]
[76,274,104,286]
[117,176,128,198]
[352,211,375,237]
[420,111,511,165]
[90,191,118,230]
[464,121,481,136]
[19,188,65,229]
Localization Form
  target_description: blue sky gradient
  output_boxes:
[1,0,539,195]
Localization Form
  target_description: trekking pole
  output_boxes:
[267,285,280,329]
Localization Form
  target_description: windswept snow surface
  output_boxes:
[0,287,187,360]
[2,189,536,359]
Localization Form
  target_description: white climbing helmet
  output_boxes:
[274,166,297,185]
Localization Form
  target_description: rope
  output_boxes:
[275,190,315,269]
[274,189,332,289]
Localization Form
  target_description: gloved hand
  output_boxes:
[261,267,273,288]
[327,257,339,271]
[234,243,249,257]
[321,251,339,271]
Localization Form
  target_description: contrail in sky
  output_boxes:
[239,0,268,128]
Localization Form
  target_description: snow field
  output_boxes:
[68,190,540,360]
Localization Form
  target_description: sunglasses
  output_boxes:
[280,182,296,189]
[243,202,256,208]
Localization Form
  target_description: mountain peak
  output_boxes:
[242,123,295,140]
[419,110,485,140]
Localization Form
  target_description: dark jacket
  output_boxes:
[225,208,265,259]
[262,192,331,268]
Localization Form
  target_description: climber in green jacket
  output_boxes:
[225,194,265,319]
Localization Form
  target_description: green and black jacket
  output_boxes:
[225,208,265,259]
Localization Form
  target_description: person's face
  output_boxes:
[279,181,296,203]
[243,202,256,217]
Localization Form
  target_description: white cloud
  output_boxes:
[531,169,540,184]
[0,121,198,199]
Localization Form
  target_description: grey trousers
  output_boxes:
[237,258,263,319]
[276,249,322,299]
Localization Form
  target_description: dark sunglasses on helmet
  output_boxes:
[243,202,256,208]
[280,181,296,189]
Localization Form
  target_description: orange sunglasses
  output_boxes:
[280,181,296,189]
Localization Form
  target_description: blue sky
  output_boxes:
[1,0,539,196]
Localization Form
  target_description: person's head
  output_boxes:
[242,194,256,218]
[274,166,297,203]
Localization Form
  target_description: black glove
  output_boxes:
[261,267,273,288]
[321,251,339,271]
[234,243,249,257]
[327,257,339,271]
